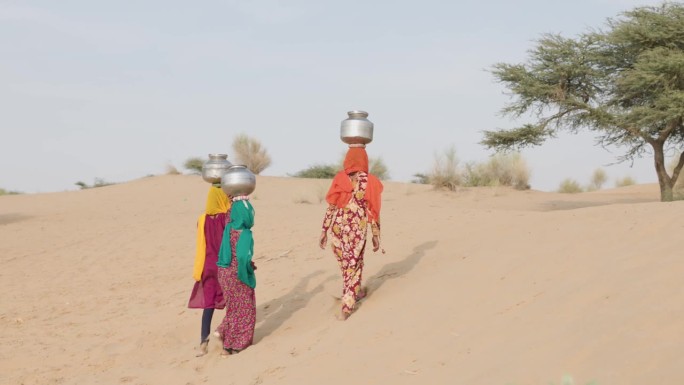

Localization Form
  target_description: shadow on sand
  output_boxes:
[365,240,438,299]
[0,213,30,226]
[254,270,336,342]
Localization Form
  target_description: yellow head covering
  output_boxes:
[193,185,231,281]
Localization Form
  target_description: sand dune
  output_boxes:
[1,175,682,385]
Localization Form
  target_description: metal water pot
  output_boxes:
[201,154,233,183]
[340,110,373,145]
[221,165,256,196]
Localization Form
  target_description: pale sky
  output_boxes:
[0,0,669,193]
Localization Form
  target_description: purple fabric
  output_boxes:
[201,212,226,309]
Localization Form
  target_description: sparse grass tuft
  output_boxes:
[165,163,181,175]
[232,134,272,175]
[429,146,461,191]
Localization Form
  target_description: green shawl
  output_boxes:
[217,200,256,288]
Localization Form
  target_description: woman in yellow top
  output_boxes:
[188,184,230,357]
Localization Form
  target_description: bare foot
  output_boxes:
[336,309,350,321]
[195,341,208,357]
[355,287,367,301]
[220,348,231,357]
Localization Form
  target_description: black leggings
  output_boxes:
[201,308,215,343]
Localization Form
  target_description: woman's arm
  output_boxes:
[370,220,380,252]
[319,204,336,249]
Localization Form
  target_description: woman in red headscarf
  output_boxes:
[319,146,383,320]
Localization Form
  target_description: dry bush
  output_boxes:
[615,176,636,187]
[232,134,272,175]
[587,168,607,191]
[558,178,583,193]
[369,157,390,180]
[462,152,531,190]
[429,146,461,191]
[165,163,181,175]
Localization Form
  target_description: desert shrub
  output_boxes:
[165,163,181,175]
[184,157,204,175]
[462,161,496,187]
[292,164,339,179]
[429,146,461,191]
[75,178,113,190]
[462,152,531,190]
[369,157,390,180]
[0,188,22,196]
[588,168,608,191]
[615,176,636,187]
[558,178,583,193]
[411,173,430,184]
[232,134,272,175]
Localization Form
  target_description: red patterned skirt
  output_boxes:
[215,230,256,351]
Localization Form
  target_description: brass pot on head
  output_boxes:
[340,110,373,145]
[201,154,232,183]
[221,165,256,196]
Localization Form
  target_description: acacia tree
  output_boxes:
[482,4,684,201]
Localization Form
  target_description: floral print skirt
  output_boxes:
[216,259,256,351]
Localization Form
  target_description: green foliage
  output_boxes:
[232,134,272,175]
[558,178,584,193]
[483,3,684,201]
[291,164,339,179]
[75,178,114,190]
[0,188,22,196]
[184,157,204,175]
[588,168,608,191]
[615,176,637,187]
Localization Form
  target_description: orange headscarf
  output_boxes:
[326,147,383,222]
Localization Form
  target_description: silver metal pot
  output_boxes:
[221,165,256,196]
[201,154,233,183]
[340,110,373,145]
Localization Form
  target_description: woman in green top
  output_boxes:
[214,195,256,356]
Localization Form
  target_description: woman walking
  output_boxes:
[215,194,257,356]
[319,146,383,320]
[189,184,230,357]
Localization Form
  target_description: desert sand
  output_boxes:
[1,174,683,385]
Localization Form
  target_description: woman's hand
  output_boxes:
[319,231,328,250]
[372,235,380,252]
